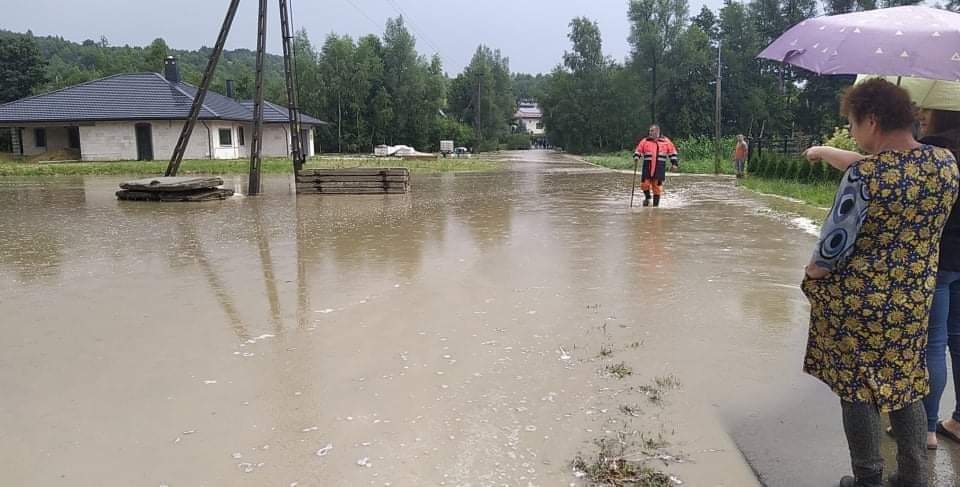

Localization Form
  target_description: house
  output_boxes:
[0,57,325,161]
[513,101,544,136]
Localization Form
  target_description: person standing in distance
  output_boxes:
[633,124,679,207]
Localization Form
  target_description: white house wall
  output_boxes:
[78,123,138,161]
[20,126,73,156]
[42,121,313,161]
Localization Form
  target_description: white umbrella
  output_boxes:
[856,74,960,111]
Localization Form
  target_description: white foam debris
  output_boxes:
[245,334,276,344]
[203,380,217,385]
[232,452,243,459]
[302,426,319,432]
[357,457,372,467]
[315,309,335,314]
[316,444,333,457]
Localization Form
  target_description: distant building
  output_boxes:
[0,57,325,161]
[513,102,544,136]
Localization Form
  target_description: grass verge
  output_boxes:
[583,152,736,175]
[738,177,837,208]
[0,156,500,177]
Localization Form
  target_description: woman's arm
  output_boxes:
[804,146,864,171]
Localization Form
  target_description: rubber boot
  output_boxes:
[642,191,651,207]
[653,195,660,207]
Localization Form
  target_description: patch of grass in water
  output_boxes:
[606,362,633,379]
[571,438,674,487]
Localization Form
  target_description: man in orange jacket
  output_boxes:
[633,124,679,207]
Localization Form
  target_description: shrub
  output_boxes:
[824,126,859,152]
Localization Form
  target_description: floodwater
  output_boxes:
[0,150,956,486]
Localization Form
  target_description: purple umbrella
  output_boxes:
[758,6,960,81]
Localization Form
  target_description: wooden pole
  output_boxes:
[165,0,241,177]
[249,0,269,195]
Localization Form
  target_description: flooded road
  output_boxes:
[0,150,956,486]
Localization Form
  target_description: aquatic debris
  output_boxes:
[619,404,643,417]
[357,456,372,468]
[600,345,614,357]
[231,452,243,459]
[203,380,217,385]
[245,334,275,344]
[571,438,674,487]
[316,444,333,457]
[605,362,633,379]
[315,309,335,314]
[558,346,572,361]
[302,426,319,432]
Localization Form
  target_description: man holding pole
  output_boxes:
[631,124,679,207]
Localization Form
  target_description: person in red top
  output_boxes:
[633,124,679,207]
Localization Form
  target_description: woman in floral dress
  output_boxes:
[802,79,959,487]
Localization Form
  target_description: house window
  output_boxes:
[68,127,81,149]
[536,121,544,130]
[218,128,232,146]
[34,128,47,148]
[238,127,245,146]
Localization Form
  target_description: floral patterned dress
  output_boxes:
[802,146,959,412]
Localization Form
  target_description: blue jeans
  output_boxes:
[922,269,960,432]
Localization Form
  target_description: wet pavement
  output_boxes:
[0,150,957,486]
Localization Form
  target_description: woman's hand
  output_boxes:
[803,146,826,162]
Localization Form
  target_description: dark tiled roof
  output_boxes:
[238,100,326,126]
[0,73,326,125]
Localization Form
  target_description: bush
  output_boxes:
[824,126,859,152]
[502,133,532,150]
[475,139,499,153]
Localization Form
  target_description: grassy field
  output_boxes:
[738,177,837,208]
[0,156,500,177]
[584,152,736,175]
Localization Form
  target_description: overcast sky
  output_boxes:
[0,0,728,74]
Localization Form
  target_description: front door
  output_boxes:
[135,123,154,161]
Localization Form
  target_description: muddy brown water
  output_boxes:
[0,150,956,486]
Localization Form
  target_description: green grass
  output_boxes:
[584,152,735,175]
[739,177,837,208]
[0,156,500,177]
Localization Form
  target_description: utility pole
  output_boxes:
[248,0,268,195]
[476,73,482,144]
[165,0,241,177]
[714,40,722,175]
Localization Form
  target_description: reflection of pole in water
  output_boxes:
[295,197,310,329]
[252,200,283,332]
[177,221,250,341]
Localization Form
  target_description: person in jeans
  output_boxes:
[915,108,960,448]
[802,79,959,487]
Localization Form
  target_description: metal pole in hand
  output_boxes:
[630,156,640,208]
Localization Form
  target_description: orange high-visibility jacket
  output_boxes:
[634,137,678,183]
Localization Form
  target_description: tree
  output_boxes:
[628,0,689,124]
[0,36,47,103]
[142,38,169,72]
[449,45,514,148]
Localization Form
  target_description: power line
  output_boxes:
[382,0,453,67]
[342,0,385,32]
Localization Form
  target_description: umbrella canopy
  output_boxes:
[758,6,960,81]
[856,75,960,111]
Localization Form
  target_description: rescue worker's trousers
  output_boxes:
[639,179,663,196]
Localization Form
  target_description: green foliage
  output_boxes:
[0,35,47,103]
[502,133,532,150]
[824,126,860,152]
[448,45,515,151]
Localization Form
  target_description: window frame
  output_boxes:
[238,126,245,146]
[218,128,233,147]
